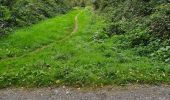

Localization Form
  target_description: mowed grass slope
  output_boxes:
[0,10,80,60]
[0,8,169,88]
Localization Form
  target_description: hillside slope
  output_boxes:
[0,8,169,88]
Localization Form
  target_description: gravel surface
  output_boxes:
[0,85,170,100]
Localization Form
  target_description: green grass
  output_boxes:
[0,8,169,88]
[0,10,80,59]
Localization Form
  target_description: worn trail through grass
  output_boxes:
[0,11,81,62]
[0,8,169,88]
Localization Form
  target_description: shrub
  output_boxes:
[0,0,71,36]
[93,0,170,62]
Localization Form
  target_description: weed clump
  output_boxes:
[94,0,170,62]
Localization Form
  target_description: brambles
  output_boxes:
[0,0,71,36]
[94,0,170,62]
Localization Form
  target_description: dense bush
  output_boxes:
[94,0,170,62]
[70,0,92,7]
[0,0,71,36]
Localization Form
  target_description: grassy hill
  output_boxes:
[0,8,169,88]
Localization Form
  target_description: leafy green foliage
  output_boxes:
[94,0,170,62]
[0,0,71,36]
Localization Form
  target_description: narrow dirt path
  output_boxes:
[28,14,79,54]
[0,85,169,100]
[0,13,80,62]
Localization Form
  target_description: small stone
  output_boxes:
[63,86,66,89]
[66,90,70,95]
[54,90,59,94]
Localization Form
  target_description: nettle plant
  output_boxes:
[151,46,170,62]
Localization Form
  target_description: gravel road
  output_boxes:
[0,85,169,100]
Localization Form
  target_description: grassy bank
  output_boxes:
[0,8,169,88]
